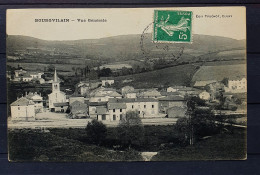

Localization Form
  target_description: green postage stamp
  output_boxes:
[153,10,193,43]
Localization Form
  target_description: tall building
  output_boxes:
[48,69,67,112]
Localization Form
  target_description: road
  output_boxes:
[8,111,178,129]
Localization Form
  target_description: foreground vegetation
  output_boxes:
[8,125,246,162]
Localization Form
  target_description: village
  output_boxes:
[7,65,247,129]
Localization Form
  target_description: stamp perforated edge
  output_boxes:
[152,9,193,44]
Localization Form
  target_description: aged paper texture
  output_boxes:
[7,7,246,161]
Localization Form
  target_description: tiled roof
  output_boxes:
[53,102,69,107]
[108,103,127,110]
[141,90,161,97]
[109,98,158,103]
[160,91,181,96]
[96,107,108,115]
[109,91,122,97]
[10,97,35,106]
[159,96,185,101]
[88,101,108,106]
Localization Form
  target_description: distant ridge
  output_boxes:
[7,34,246,63]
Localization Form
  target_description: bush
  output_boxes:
[86,120,107,145]
[117,111,144,148]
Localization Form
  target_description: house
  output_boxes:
[53,102,69,112]
[167,106,187,118]
[124,91,137,98]
[160,91,182,98]
[77,81,90,96]
[96,107,110,121]
[19,71,44,83]
[167,86,186,92]
[88,101,108,118]
[69,95,85,105]
[22,74,33,82]
[70,100,88,118]
[137,89,162,99]
[206,82,225,101]
[121,86,135,95]
[111,98,159,118]
[159,95,186,113]
[10,97,35,120]
[177,87,198,96]
[227,77,247,93]
[14,68,27,78]
[29,72,44,79]
[100,77,114,87]
[121,86,137,98]
[193,80,218,88]
[107,102,127,121]
[199,91,211,101]
[48,69,68,112]
[25,92,43,113]
[89,88,122,102]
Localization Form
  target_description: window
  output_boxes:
[120,114,123,120]
[139,111,141,114]
[102,115,106,120]
[144,105,146,108]
[132,105,134,109]
[113,115,116,120]
[152,105,154,108]
[120,109,122,112]
[113,109,115,112]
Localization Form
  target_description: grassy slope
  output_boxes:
[152,128,246,161]
[8,129,142,162]
[192,64,246,82]
[115,64,199,88]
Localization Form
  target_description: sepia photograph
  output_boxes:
[6,7,247,162]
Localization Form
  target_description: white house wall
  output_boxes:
[11,105,35,119]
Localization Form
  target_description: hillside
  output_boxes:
[7,34,246,63]
[192,64,246,82]
[115,64,199,88]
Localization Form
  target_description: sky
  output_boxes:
[7,7,246,41]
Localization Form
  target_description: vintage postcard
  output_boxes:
[7,7,246,162]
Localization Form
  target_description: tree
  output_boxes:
[175,117,190,145]
[47,64,55,72]
[117,111,144,148]
[185,96,219,145]
[221,77,229,86]
[86,119,107,145]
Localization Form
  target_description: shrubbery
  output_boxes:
[86,119,107,145]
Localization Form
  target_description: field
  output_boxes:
[192,64,246,82]
[115,64,199,88]
[8,126,246,162]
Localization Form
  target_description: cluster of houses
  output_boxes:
[10,69,247,122]
[6,68,46,84]
[10,68,45,84]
